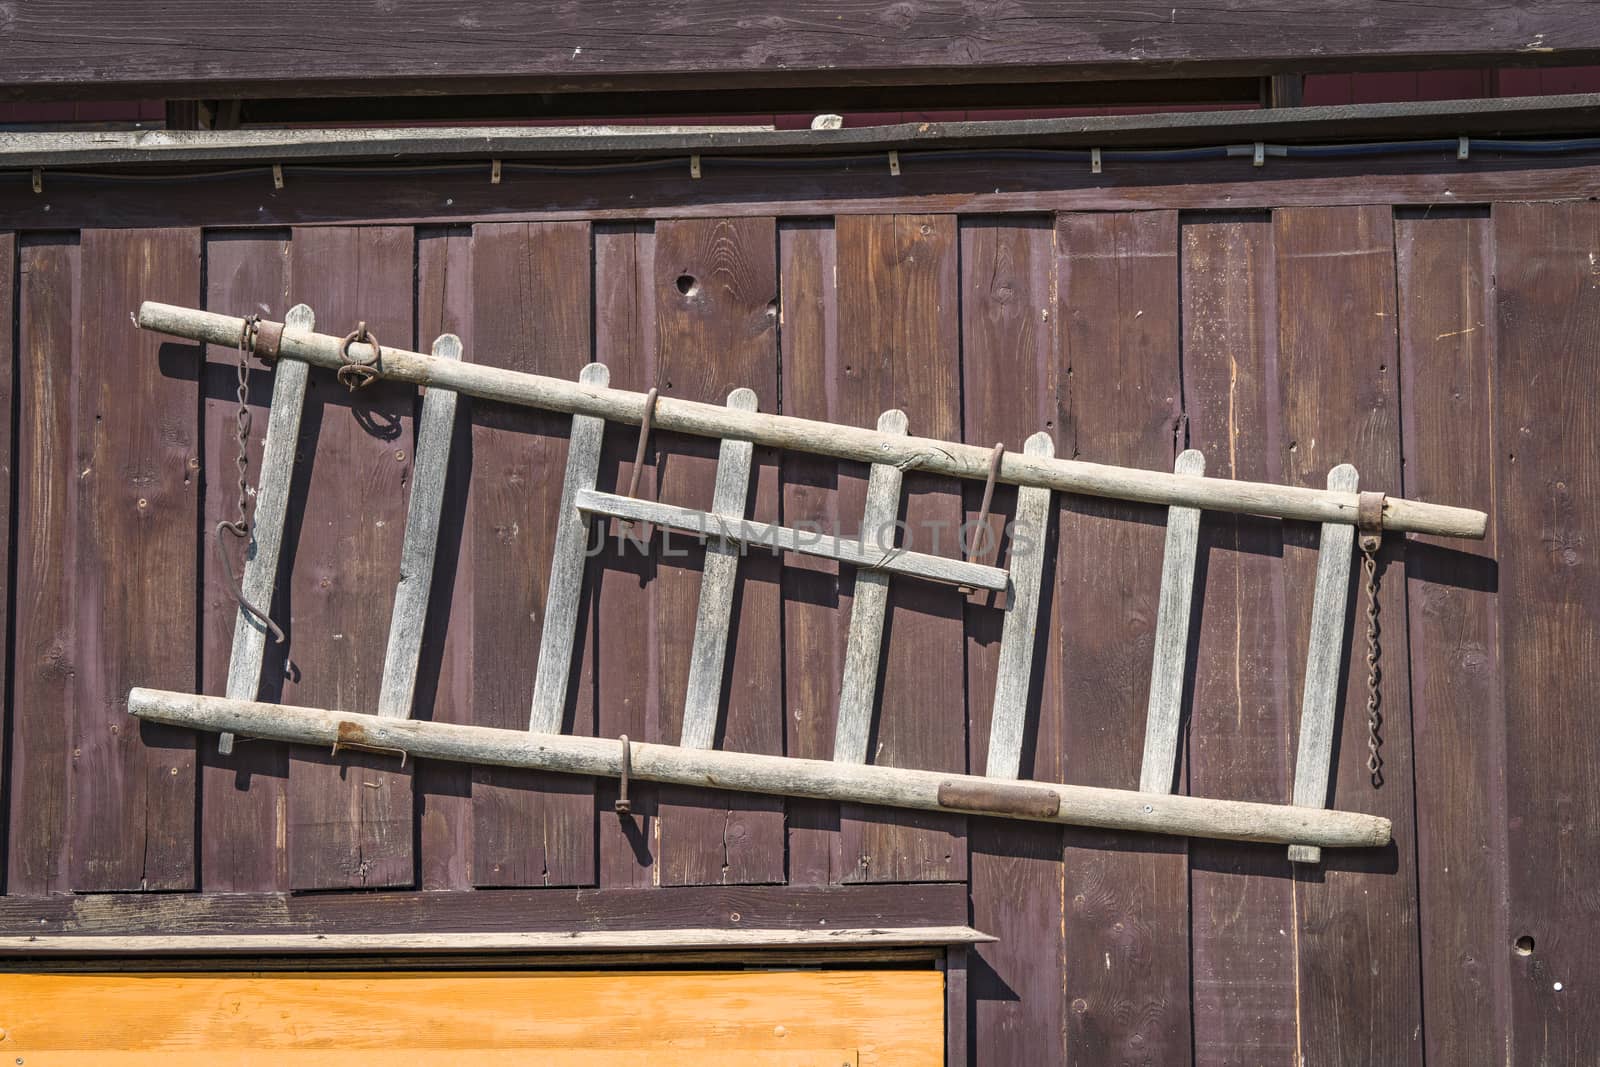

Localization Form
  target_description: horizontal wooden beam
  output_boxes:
[7,95,1600,168]
[577,489,1009,591]
[135,302,1486,538]
[128,688,1393,849]
[0,926,991,957]
[3,1,1597,101]
[0,883,969,938]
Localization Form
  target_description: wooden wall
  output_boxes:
[0,164,1594,1063]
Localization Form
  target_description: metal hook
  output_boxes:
[622,388,660,538]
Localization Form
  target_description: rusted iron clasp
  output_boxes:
[337,321,382,391]
[615,734,633,816]
[1356,490,1386,553]
[331,720,407,766]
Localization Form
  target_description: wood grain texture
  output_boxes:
[1055,210,1191,1064]
[1,968,943,1065]
[468,221,596,888]
[1274,205,1422,1066]
[68,228,201,892]
[1179,211,1299,1065]
[7,235,78,896]
[199,231,292,893]
[591,221,661,889]
[281,225,415,891]
[7,1,1598,99]
[1493,200,1599,1067]
[835,214,966,885]
[652,216,784,887]
[3,881,971,936]
[778,218,847,886]
[413,226,476,892]
[959,214,1065,1067]
[1395,207,1509,1066]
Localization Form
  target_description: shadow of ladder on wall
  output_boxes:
[132,301,1468,858]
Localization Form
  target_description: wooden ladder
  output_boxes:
[127,301,1488,857]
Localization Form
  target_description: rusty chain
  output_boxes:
[213,313,285,644]
[1360,534,1383,787]
[338,320,381,390]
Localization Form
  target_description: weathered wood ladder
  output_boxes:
[129,302,1489,858]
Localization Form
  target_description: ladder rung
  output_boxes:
[376,333,462,720]
[1288,463,1362,865]
[528,362,610,733]
[833,409,909,764]
[218,303,314,755]
[1136,448,1206,793]
[577,492,1009,593]
[984,431,1057,780]
[681,388,760,750]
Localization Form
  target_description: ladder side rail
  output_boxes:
[833,409,910,764]
[1136,448,1207,792]
[680,388,760,750]
[218,303,315,754]
[527,362,611,732]
[375,334,463,720]
[984,431,1058,780]
[1287,463,1362,865]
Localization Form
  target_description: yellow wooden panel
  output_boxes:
[0,968,941,1066]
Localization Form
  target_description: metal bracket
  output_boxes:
[332,721,407,766]
[1357,490,1386,553]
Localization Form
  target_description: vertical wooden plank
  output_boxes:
[1137,448,1205,793]
[653,216,783,887]
[199,230,292,893]
[1056,210,1191,1064]
[778,219,845,886]
[1494,201,1599,1067]
[832,409,908,765]
[1285,462,1360,866]
[593,221,659,889]
[8,235,78,896]
[414,226,475,892]
[1275,204,1421,1066]
[835,214,965,885]
[69,228,200,892]
[1395,208,1508,1065]
[0,233,10,893]
[282,225,414,891]
[376,334,461,720]
[469,221,596,889]
[1180,211,1298,1064]
[960,214,1065,1067]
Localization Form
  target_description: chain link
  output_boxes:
[1360,537,1383,787]
[214,314,285,644]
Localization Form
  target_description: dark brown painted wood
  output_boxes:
[0,232,12,893]
[1493,200,1599,1067]
[592,221,661,890]
[959,215,1067,1067]
[1055,210,1192,1064]
[1274,205,1422,1065]
[6,1,1597,100]
[652,216,785,887]
[198,230,292,894]
[7,235,78,896]
[281,226,415,891]
[1396,207,1509,1066]
[1179,211,1299,1065]
[778,218,846,887]
[468,221,597,889]
[414,225,476,892]
[11,153,1600,232]
[0,882,970,936]
[67,229,201,892]
[834,214,966,884]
